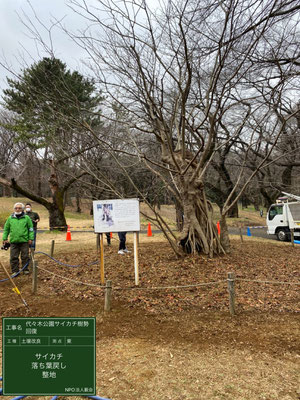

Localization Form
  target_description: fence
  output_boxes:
[1,251,299,315]
[29,254,300,315]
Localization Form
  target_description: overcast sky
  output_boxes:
[0,0,92,91]
[0,0,161,94]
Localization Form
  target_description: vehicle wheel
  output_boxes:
[276,229,289,242]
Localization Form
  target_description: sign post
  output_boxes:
[133,232,139,286]
[100,233,105,285]
[93,199,141,285]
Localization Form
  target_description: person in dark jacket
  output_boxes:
[2,203,34,275]
[25,202,40,249]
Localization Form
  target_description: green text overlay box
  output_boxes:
[2,317,96,395]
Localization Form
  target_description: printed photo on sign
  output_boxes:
[98,203,114,227]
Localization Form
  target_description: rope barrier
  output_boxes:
[235,278,300,285]
[36,265,226,291]
[36,265,105,288]
[35,251,98,268]
[113,280,227,291]
[2,246,299,296]
[2,256,299,290]
[32,263,300,291]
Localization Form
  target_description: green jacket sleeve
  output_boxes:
[27,216,35,241]
[2,217,11,241]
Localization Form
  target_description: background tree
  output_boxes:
[0,110,26,197]
[0,57,102,229]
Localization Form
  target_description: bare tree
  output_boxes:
[3,0,299,252]
[59,0,299,255]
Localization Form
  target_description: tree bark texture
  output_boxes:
[220,214,231,253]
[48,160,67,230]
[164,152,225,256]
[0,174,67,231]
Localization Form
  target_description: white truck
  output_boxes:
[267,192,300,241]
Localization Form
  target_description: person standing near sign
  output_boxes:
[118,232,130,255]
[2,203,34,275]
[25,203,40,249]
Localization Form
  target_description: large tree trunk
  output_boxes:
[48,160,67,230]
[0,176,67,231]
[175,199,184,231]
[48,202,67,230]
[220,214,231,253]
[164,151,226,256]
[76,192,82,213]
[179,184,225,256]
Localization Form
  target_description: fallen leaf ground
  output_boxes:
[0,238,299,399]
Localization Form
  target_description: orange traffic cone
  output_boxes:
[147,223,152,237]
[216,221,220,235]
[66,225,72,241]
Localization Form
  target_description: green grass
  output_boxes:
[0,211,11,228]
[64,211,92,220]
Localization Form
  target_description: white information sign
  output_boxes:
[93,198,140,233]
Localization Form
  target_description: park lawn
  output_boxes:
[0,197,267,231]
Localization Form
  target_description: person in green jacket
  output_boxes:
[2,202,34,275]
[25,202,40,249]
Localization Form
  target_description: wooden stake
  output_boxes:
[239,226,243,242]
[104,280,112,311]
[32,261,38,294]
[133,232,139,286]
[0,261,29,309]
[100,233,105,285]
[29,247,35,271]
[50,240,55,257]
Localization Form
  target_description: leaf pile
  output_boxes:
[27,241,300,314]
